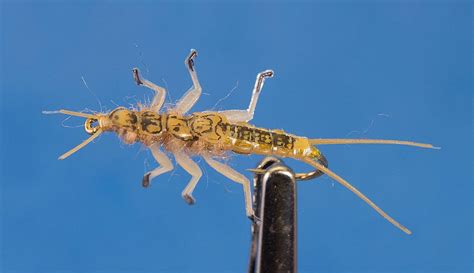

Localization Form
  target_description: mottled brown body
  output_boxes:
[102,108,322,162]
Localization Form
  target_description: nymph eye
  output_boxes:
[84,118,99,135]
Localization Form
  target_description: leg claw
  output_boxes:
[186,49,198,71]
[133,68,144,85]
[183,194,196,205]
[142,173,151,188]
[259,70,274,79]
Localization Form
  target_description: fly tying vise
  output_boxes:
[47,49,439,234]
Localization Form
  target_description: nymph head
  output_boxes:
[54,107,137,160]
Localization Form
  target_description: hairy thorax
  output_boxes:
[102,107,230,156]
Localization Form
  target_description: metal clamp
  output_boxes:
[248,157,297,273]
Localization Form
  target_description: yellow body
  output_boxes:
[100,108,324,164]
[52,53,437,236]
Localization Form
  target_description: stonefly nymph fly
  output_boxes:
[46,49,438,234]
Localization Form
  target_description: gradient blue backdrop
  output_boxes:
[1,2,471,273]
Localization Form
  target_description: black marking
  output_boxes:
[142,173,151,188]
[228,124,240,139]
[254,129,272,145]
[133,68,144,85]
[221,123,274,145]
[166,114,194,141]
[141,112,162,134]
[255,71,273,93]
[189,114,222,140]
[183,194,195,205]
[222,123,295,149]
[272,133,295,149]
[240,126,254,142]
[128,112,138,124]
[190,118,213,135]
[187,50,197,72]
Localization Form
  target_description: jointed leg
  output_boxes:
[174,49,202,114]
[303,158,412,235]
[203,155,254,218]
[220,70,273,123]
[174,151,203,205]
[133,68,167,112]
[142,143,174,187]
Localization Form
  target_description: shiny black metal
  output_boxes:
[248,157,297,273]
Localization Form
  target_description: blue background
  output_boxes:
[1,2,471,273]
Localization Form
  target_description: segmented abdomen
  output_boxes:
[136,111,318,160]
[219,122,314,159]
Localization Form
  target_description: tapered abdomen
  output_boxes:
[220,123,317,159]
